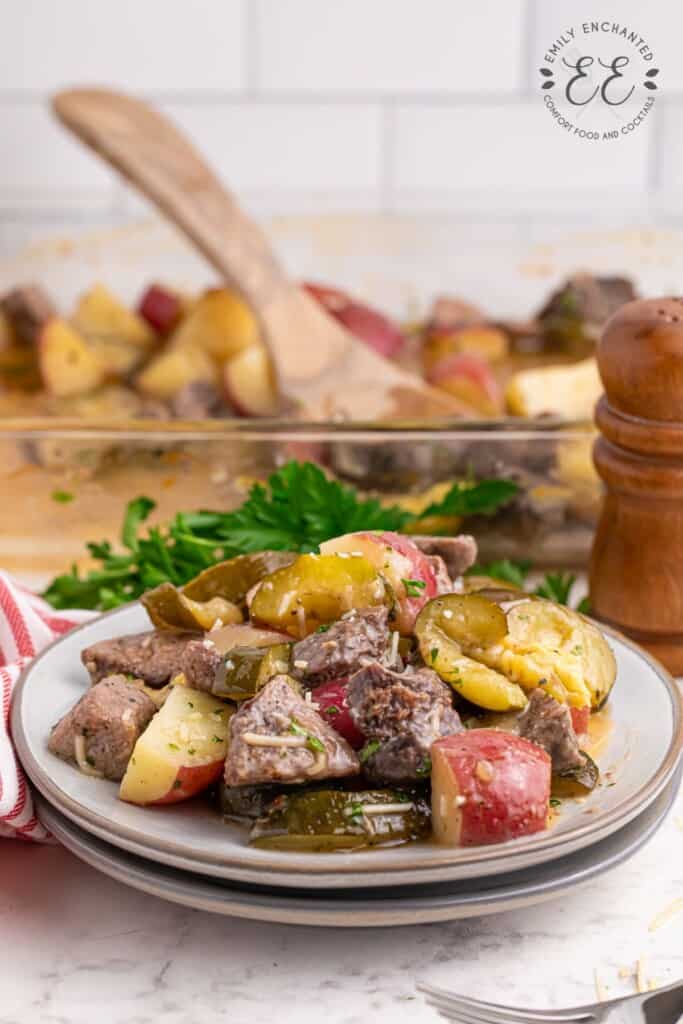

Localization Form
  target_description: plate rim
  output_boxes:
[35,769,679,926]
[13,601,683,887]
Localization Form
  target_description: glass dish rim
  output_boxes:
[0,415,594,442]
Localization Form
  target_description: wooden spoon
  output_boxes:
[52,87,471,421]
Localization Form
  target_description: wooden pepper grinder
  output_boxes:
[591,296,683,673]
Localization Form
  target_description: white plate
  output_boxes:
[36,771,679,927]
[13,603,683,890]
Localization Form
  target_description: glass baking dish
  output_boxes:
[0,416,597,588]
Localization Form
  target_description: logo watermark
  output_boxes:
[539,20,660,140]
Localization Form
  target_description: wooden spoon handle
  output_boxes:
[53,88,286,309]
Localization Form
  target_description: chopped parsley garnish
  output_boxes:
[167,742,180,751]
[42,461,518,611]
[416,756,432,777]
[430,647,439,664]
[402,578,426,597]
[212,735,222,743]
[173,780,182,789]
[325,705,340,716]
[306,734,325,754]
[51,490,75,504]
[85,755,96,767]
[359,739,381,763]
[188,747,196,756]
[549,797,562,808]
[289,720,306,737]
[316,624,331,634]
[187,701,194,709]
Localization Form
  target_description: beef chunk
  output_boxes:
[428,554,454,596]
[518,688,585,774]
[1,284,57,345]
[347,662,462,783]
[411,535,477,580]
[48,675,156,780]
[176,636,223,692]
[291,606,390,686]
[537,273,636,332]
[81,630,197,687]
[225,675,359,787]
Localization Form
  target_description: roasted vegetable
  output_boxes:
[250,553,387,639]
[211,643,291,701]
[415,595,527,712]
[142,582,242,632]
[142,551,296,630]
[249,788,431,851]
[431,730,551,846]
[491,599,616,710]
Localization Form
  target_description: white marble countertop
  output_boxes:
[1,784,682,1024]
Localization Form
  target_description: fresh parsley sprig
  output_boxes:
[43,460,519,612]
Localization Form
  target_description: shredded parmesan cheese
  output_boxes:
[362,802,414,815]
[121,708,134,725]
[296,606,306,635]
[475,759,495,783]
[649,897,683,932]
[242,732,307,748]
[593,969,608,1002]
[636,956,647,994]
[293,660,308,669]
[73,735,104,778]
[443,609,454,619]
[389,630,400,666]
[210,618,224,632]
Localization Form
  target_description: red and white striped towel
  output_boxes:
[0,572,94,842]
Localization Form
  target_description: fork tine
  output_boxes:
[421,995,512,1024]
[418,984,595,1024]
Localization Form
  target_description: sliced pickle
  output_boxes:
[212,643,292,701]
[142,581,242,631]
[249,554,387,639]
[249,789,431,851]
[182,551,296,605]
[142,551,296,631]
[416,595,527,712]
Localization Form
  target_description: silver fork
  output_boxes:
[418,978,683,1024]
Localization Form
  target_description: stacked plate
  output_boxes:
[13,604,683,928]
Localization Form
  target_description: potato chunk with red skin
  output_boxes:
[431,730,551,847]
[311,678,365,749]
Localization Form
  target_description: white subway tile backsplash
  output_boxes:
[254,0,525,94]
[157,101,383,193]
[0,0,246,93]
[0,104,115,198]
[393,101,651,196]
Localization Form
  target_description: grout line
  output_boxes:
[379,102,396,214]
[521,0,539,95]
[244,0,259,95]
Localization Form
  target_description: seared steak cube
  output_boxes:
[347,662,462,783]
[177,637,223,692]
[518,688,585,773]
[48,675,156,781]
[81,630,197,687]
[410,535,477,580]
[291,606,389,686]
[224,675,359,787]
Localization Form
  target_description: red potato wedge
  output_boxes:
[311,678,365,749]
[38,318,107,397]
[570,706,591,737]
[72,283,156,349]
[320,530,437,633]
[427,352,503,416]
[303,281,405,358]
[138,283,184,336]
[119,685,233,806]
[431,730,551,847]
[423,325,509,369]
[135,343,216,400]
[223,343,280,417]
[171,288,259,362]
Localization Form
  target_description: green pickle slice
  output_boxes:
[212,644,292,701]
[249,789,431,851]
